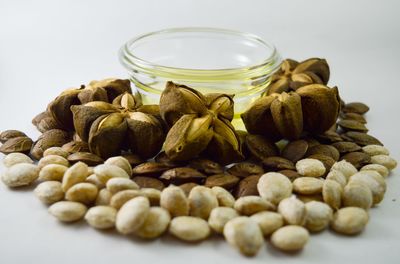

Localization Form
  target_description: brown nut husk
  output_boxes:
[47,79,131,130]
[159,167,207,185]
[160,82,243,164]
[0,136,33,154]
[267,58,330,95]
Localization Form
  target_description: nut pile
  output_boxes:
[0,59,398,257]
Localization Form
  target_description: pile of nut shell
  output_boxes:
[0,58,398,257]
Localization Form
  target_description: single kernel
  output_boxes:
[325,170,347,188]
[38,164,68,182]
[278,196,306,225]
[271,225,309,251]
[104,156,132,176]
[330,160,357,179]
[234,196,275,216]
[135,207,171,239]
[3,153,33,167]
[85,174,105,189]
[223,216,264,256]
[48,201,87,222]
[293,177,324,195]
[106,177,139,194]
[250,211,283,236]
[169,216,210,242]
[94,164,130,184]
[1,163,39,187]
[85,206,117,229]
[349,171,386,204]
[65,182,98,205]
[43,147,69,159]
[211,186,235,208]
[116,196,150,235]
[257,172,293,204]
[34,181,64,204]
[360,164,389,178]
[38,154,69,168]
[208,207,238,234]
[188,186,218,219]
[322,179,343,210]
[140,188,161,206]
[342,182,373,210]
[110,189,142,209]
[160,185,189,217]
[62,162,89,192]
[296,159,326,177]
[370,155,397,170]
[362,145,389,156]
[331,207,369,235]
[95,188,112,206]
[304,201,333,232]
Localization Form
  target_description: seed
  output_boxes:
[322,179,343,210]
[293,177,324,195]
[188,158,224,175]
[245,134,279,160]
[306,144,340,161]
[211,186,235,207]
[278,169,301,181]
[0,136,33,154]
[304,201,333,232]
[160,167,207,184]
[349,171,386,204]
[370,155,397,170]
[262,156,295,171]
[0,129,27,143]
[360,164,389,178]
[110,189,142,209]
[3,153,33,167]
[1,163,40,187]
[330,160,357,179]
[340,152,371,169]
[38,155,69,168]
[342,182,372,210]
[140,188,161,206]
[116,196,150,235]
[331,207,369,235]
[62,162,89,192]
[94,164,130,184]
[331,142,362,154]
[132,176,165,191]
[48,201,87,222]
[223,216,264,256]
[104,156,132,176]
[342,131,382,146]
[340,112,367,123]
[307,154,335,172]
[85,174,105,189]
[278,196,306,225]
[342,102,369,114]
[135,207,171,239]
[204,174,239,189]
[325,170,347,188]
[270,225,310,251]
[169,216,210,242]
[121,153,144,167]
[160,185,190,217]
[208,207,238,234]
[234,196,275,216]
[227,162,264,178]
[43,147,69,159]
[62,141,90,154]
[34,181,64,204]
[297,194,323,203]
[95,189,112,206]
[296,158,326,177]
[250,211,283,236]
[257,172,293,204]
[132,162,172,177]
[281,140,309,163]
[338,119,368,132]
[85,206,117,229]
[362,145,389,156]
[188,186,218,219]
[65,182,98,205]
[106,178,139,194]
[67,152,104,166]
[38,164,68,182]
[235,175,260,198]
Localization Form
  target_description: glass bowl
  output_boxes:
[119,27,282,128]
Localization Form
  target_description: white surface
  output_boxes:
[1,0,400,263]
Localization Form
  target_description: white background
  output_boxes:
[1,0,400,263]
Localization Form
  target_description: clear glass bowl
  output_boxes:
[119,27,282,129]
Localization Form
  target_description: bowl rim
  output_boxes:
[119,27,281,74]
